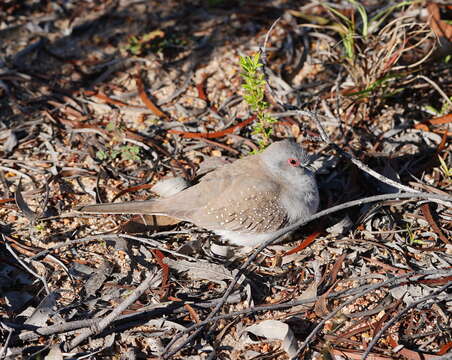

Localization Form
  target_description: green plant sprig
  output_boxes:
[239,53,277,150]
[96,120,141,162]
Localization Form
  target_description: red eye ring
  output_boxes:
[288,158,300,167]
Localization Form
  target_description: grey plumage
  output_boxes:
[78,139,319,246]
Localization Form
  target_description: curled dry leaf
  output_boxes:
[84,260,114,298]
[163,258,240,287]
[243,320,297,358]
[24,291,58,327]
[14,182,39,223]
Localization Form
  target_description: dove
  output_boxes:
[78,139,319,246]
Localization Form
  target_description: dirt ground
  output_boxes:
[0,1,451,359]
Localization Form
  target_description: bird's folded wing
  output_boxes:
[199,154,261,183]
[185,176,288,234]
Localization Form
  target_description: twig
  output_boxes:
[361,281,452,360]
[0,166,35,184]
[260,16,289,111]
[415,75,452,107]
[436,354,452,360]
[161,192,452,358]
[3,237,50,295]
[30,231,198,263]
[0,327,13,359]
[31,234,128,260]
[122,137,153,151]
[16,292,243,342]
[157,269,451,342]
[66,269,161,350]
[284,108,424,193]
[293,274,452,359]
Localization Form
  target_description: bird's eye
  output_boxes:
[288,158,300,167]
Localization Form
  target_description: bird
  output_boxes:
[78,139,320,246]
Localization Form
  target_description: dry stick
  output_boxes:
[436,353,452,360]
[65,270,160,350]
[260,16,289,110]
[416,75,452,107]
[12,284,362,341]
[16,292,242,342]
[30,232,195,263]
[284,108,424,194]
[292,270,452,359]
[312,103,452,208]
[31,233,162,260]
[15,268,447,342]
[3,236,50,295]
[0,327,13,359]
[0,165,35,184]
[161,192,452,358]
[157,269,452,346]
[361,282,452,360]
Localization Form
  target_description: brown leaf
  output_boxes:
[421,203,449,245]
[428,3,452,42]
[135,73,168,119]
[15,181,39,223]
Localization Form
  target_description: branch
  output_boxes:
[162,192,452,358]
[65,270,160,351]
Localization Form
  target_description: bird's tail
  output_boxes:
[77,200,162,215]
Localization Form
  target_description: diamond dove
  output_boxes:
[78,139,320,246]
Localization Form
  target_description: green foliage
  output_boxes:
[126,35,142,56]
[96,150,109,161]
[296,0,432,103]
[405,223,423,245]
[34,222,46,235]
[239,53,277,149]
[106,120,121,132]
[438,155,452,180]
[96,121,141,162]
[96,145,141,162]
[324,0,415,60]
[123,30,186,56]
[423,96,452,116]
[117,145,141,161]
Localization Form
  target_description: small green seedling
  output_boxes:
[405,223,424,246]
[438,155,452,180]
[239,53,277,150]
[96,121,141,162]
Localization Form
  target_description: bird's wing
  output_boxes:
[199,153,262,183]
[185,175,289,234]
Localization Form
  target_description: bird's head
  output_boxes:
[260,139,314,183]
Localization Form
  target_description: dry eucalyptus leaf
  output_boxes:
[163,258,237,284]
[84,260,114,298]
[44,345,63,360]
[4,130,18,154]
[291,281,318,313]
[25,291,58,326]
[15,183,39,223]
[210,241,233,258]
[326,214,353,236]
[177,238,203,255]
[243,320,297,358]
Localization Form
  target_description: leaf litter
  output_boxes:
[0,1,451,359]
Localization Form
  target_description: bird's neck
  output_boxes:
[280,173,319,222]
